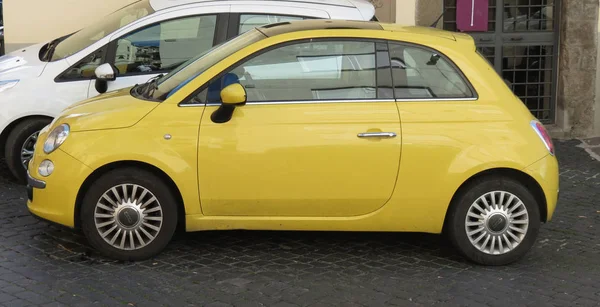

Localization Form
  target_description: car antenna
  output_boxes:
[430,8,447,28]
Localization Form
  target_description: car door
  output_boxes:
[88,6,230,97]
[196,39,402,217]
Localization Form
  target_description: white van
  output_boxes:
[0,0,375,182]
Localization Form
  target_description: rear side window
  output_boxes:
[389,43,473,99]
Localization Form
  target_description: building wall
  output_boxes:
[595,6,600,136]
[557,0,598,138]
[4,0,136,52]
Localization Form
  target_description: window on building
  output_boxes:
[197,40,378,103]
[113,15,217,75]
[389,43,473,99]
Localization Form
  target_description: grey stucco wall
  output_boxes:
[415,0,443,27]
[557,0,599,138]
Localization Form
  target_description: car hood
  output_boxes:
[0,42,48,79]
[55,87,159,132]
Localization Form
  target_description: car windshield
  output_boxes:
[146,29,266,100]
[50,0,154,61]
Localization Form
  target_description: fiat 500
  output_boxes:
[26,20,559,265]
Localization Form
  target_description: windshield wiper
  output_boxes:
[140,73,164,99]
[39,38,61,61]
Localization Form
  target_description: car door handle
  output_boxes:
[357,132,397,138]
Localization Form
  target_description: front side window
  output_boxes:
[113,15,217,76]
[389,43,473,99]
[239,14,306,33]
[149,28,266,100]
[51,0,154,61]
[198,40,378,104]
[59,46,106,80]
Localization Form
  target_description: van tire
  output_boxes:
[5,118,52,184]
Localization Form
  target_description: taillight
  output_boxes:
[530,120,554,155]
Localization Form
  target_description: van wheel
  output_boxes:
[5,118,52,183]
[446,176,541,266]
[81,168,178,261]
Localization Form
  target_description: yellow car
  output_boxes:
[26,20,559,265]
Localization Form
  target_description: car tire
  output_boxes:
[5,118,52,184]
[81,168,179,261]
[446,176,541,266]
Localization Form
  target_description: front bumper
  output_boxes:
[524,154,560,221]
[27,170,46,189]
[27,148,92,228]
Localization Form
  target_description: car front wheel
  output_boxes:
[81,168,178,261]
[5,118,52,183]
[447,176,541,266]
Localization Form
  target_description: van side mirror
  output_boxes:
[94,63,119,94]
[211,83,247,124]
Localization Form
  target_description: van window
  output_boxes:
[51,0,154,61]
[239,14,307,34]
[112,15,217,75]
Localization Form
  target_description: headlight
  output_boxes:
[0,80,19,93]
[43,124,70,154]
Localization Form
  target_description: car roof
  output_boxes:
[257,19,383,37]
[256,19,460,42]
[149,0,370,10]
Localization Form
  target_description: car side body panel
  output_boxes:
[26,27,557,235]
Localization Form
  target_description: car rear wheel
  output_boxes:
[446,176,541,266]
[81,168,178,261]
[5,118,52,183]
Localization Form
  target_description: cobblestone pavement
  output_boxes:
[1,139,599,307]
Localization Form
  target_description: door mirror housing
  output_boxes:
[220,83,247,106]
[211,83,247,124]
[94,63,119,94]
[95,63,118,81]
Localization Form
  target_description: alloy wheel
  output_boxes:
[465,191,529,255]
[20,131,39,170]
[94,184,164,251]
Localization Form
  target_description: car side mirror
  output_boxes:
[94,63,119,94]
[221,83,247,106]
[211,83,247,124]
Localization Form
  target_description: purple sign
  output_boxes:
[456,0,489,32]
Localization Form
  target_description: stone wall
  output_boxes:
[370,0,396,23]
[557,0,599,137]
[415,0,443,27]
